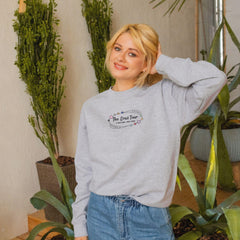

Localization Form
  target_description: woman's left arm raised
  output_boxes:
[151,48,227,125]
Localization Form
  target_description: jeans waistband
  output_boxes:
[107,195,141,208]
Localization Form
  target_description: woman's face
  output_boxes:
[109,32,147,83]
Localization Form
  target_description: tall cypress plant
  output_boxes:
[81,0,115,93]
[13,0,66,158]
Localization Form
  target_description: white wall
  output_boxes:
[225,0,240,111]
[0,0,196,239]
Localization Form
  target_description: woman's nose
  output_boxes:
[117,52,126,62]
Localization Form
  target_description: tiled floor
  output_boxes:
[12,143,240,239]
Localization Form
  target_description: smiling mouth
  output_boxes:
[114,63,128,70]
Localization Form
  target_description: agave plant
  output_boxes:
[26,142,75,240]
[180,16,240,191]
[171,151,240,239]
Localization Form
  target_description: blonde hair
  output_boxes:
[105,24,162,87]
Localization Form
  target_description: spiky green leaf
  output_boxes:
[223,208,240,240]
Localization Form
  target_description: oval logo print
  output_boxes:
[108,110,143,129]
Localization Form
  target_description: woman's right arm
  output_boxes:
[72,105,92,238]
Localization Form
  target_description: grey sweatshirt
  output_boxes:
[72,54,227,237]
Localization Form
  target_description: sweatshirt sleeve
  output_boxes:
[72,105,92,237]
[156,54,227,125]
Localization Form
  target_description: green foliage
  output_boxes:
[171,154,240,239]
[223,208,240,240]
[81,0,115,93]
[181,16,240,191]
[149,0,187,15]
[13,0,66,157]
[27,140,75,240]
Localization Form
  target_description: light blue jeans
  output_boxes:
[86,192,175,240]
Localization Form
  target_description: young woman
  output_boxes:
[72,24,227,240]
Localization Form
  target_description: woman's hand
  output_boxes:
[75,237,88,240]
[150,42,162,74]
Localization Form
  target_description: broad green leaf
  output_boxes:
[224,16,240,52]
[196,220,228,236]
[169,204,193,227]
[180,122,200,154]
[220,55,228,71]
[204,116,218,209]
[41,227,74,240]
[223,208,240,240]
[30,190,72,223]
[228,65,240,92]
[218,190,240,209]
[178,154,205,213]
[177,230,202,240]
[204,101,221,118]
[178,154,198,197]
[176,173,181,191]
[30,194,47,210]
[227,62,240,77]
[208,21,224,65]
[217,121,236,191]
[47,140,75,223]
[227,111,240,119]
[217,84,229,120]
[196,184,206,215]
[189,211,208,226]
[229,96,240,110]
[26,221,69,240]
[206,191,240,226]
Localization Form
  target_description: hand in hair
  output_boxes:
[150,43,162,75]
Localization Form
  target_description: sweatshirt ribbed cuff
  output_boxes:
[73,223,88,238]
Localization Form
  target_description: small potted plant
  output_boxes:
[13,0,76,222]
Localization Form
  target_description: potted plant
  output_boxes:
[150,0,240,191]
[171,153,240,239]
[26,1,115,238]
[13,0,76,222]
[27,141,75,240]
[180,16,240,191]
[81,0,115,92]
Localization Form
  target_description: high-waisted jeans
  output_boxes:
[86,192,175,240]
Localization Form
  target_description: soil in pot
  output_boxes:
[173,218,228,240]
[42,155,74,166]
[51,235,66,240]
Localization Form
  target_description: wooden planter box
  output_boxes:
[36,158,76,223]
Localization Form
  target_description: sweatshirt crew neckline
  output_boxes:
[109,85,141,98]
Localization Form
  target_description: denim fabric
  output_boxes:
[87,192,175,240]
